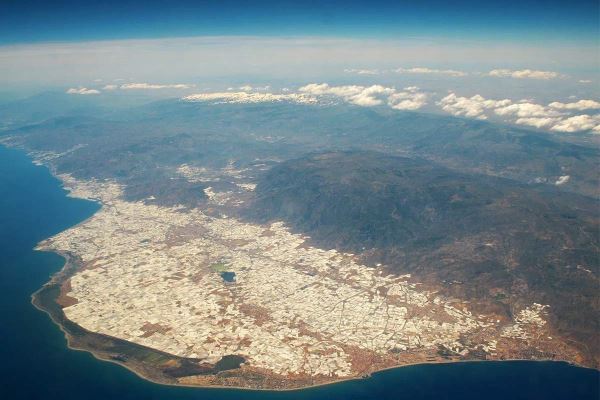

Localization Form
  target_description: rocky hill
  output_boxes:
[250,151,600,366]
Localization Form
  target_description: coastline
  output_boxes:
[30,250,250,388]
[30,248,596,392]
[18,148,597,392]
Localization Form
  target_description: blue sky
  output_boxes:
[1,0,598,44]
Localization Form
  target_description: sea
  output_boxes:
[0,144,598,400]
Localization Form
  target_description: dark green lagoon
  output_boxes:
[1,144,598,400]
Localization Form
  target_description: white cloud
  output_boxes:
[548,99,600,110]
[182,91,316,104]
[102,84,118,90]
[395,67,467,77]
[344,68,380,75]
[238,85,253,92]
[349,85,396,106]
[437,93,511,119]
[436,93,600,133]
[494,103,562,118]
[487,69,561,79]
[120,83,192,90]
[299,83,358,97]
[299,83,394,106]
[578,79,592,83]
[550,115,600,133]
[514,117,560,129]
[388,88,428,111]
[66,87,100,95]
[555,175,570,185]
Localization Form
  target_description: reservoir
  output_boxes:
[0,144,598,400]
[220,271,236,282]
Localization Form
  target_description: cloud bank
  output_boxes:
[64,75,599,135]
[548,100,600,110]
[182,84,598,133]
[438,92,600,133]
[438,93,511,120]
[550,115,600,133]
[487,69,561,79]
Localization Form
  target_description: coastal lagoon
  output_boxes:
[1,144,598,400]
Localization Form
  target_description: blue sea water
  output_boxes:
[0,144,598,400]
